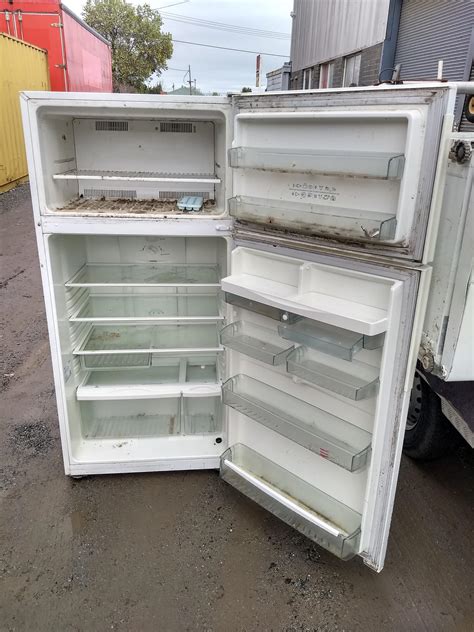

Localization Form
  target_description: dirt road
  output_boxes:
[1,185,473,631]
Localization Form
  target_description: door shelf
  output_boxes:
[77,355,220,399]
[66,263,220,288]
[69,293,222,323]
[53,169,221,184]
[228,146,405,180]
[220,321,294,365]
[223,375,371,472]
[73,324,221,357]
[278,320,384,361]
[221,444,361,560]
[287,347,379,401]
[225,292,299,323]
[229,196,397,241]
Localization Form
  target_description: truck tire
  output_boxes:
[403,373,458,460]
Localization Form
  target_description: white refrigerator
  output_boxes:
[21,84,461,571]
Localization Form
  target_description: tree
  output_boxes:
[241,87,252,93]
[83,0,173,92]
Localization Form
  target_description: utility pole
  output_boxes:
[188,65,192,95]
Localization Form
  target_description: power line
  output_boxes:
[172,39,289,57]
[161,11,290,40]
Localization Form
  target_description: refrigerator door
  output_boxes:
[230,86,453,262]
[219,245,431,571]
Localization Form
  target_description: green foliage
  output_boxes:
[83,0,173,92]
[241,87,252,93]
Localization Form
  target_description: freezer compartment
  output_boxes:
[223,375,371,471]
[69,292,222,324]
[222,248,395,336]
[220,444,361,559]
[220,320,294,366]
[36,107,229,216]
[286,347,379,401]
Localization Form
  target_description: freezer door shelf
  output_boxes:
[223,375,371,472]
[228,147,405,180]
[221,248,394,336]
[220,444,361,560]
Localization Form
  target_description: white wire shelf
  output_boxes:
[53,169,221,184]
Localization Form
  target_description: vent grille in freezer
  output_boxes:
[95,120,129,132]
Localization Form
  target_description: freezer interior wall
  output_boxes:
[46,234,228,464]
[36,106,228,214]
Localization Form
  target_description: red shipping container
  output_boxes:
[0,0,112,91]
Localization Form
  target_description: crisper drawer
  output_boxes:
[220,444,361,560]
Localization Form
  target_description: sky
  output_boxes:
[65,0,293,93]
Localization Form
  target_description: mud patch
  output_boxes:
[10,422,53,457]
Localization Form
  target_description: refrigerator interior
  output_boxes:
[47,234,228,465]
[36,104,229,216]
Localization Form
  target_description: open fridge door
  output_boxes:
[228,86,453,262]
[219,245,431,571]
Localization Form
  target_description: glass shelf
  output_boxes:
[287,347,380,401]
[81,353,152,370]
[223,375,371,472]
[77,355,219,398]
[53,169,221,184]
[229,196,397,241]
[66,263,220,287]
[220,444,361,560]
[229,146,405,180]
[225,292,299,323]
[69,293,221,323]
[74,324,221,357]
[220,321,294,365]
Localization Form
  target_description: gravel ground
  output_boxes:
[0,185,473,632]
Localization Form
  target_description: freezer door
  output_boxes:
[219,245,430,571]
[230,87,452,262]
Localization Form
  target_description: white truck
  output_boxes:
[20,83,473,572]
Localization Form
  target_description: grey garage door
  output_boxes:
[395,0,473,81]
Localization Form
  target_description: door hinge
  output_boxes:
[51,22,63,27]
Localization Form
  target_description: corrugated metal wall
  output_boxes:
[0,33,49,192]
[395,0,473,81]
[290,0,391,71]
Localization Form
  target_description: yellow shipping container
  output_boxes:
[0,33,49,193]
